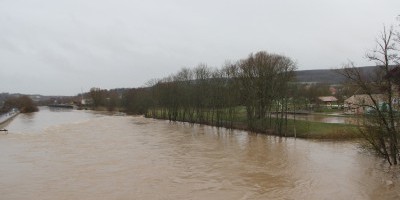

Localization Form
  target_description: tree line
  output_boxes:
[1,95,38,113]
[130,51,297,136]
[86,51,353,136]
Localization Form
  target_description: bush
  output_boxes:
[1,95,38,113]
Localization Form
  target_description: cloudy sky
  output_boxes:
[0,0,399,95]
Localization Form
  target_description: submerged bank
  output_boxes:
[86,106,359,139]
[145,113,359,140]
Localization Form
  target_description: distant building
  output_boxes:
[329,86,337,95]
[28,95,42,102]
[81,98,93,106]
[344,94,391,114]
[318,96,338,108]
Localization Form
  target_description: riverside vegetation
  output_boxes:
[1,95,38,114]
[87,51,358,140]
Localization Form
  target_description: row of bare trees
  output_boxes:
[147,63,240,128]
[145,51,297,135]
[89,88,121,111]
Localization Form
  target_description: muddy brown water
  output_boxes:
[0,107,399,199]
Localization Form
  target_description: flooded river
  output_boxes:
[0,107,399,199]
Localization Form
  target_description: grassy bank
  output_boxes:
[280,119,359,139]
[146,110,360,140]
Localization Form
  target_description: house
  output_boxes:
[318,96,338,108]
[344,94,388,114]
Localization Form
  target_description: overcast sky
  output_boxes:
[0,0,399,95]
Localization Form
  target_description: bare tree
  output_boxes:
[338,26,400,165]
[237,51,296,134]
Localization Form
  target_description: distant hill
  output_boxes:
[295,66,378,84]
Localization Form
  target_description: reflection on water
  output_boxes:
[0,108,399,199]
[5,107,100,134]
[288,114,361,124]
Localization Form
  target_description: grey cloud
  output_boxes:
[0,0,399,95]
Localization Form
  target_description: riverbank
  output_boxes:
[146,113,359,140]
[87,106,359,139]
[0,109,19,126]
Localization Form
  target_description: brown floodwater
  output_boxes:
[0,107,399,200]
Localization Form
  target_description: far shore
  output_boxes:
[82,106,360,140]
